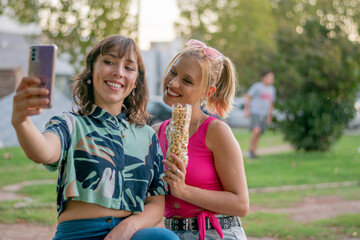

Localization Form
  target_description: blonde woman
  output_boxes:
[153,39,249,240]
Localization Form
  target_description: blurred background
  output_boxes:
[0,1,360,239]
[0,0,359,150]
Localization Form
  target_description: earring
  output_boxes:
[86,79,92,85]
[132,89,135,97]
[200,98,207,109]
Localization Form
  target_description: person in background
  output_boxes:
[153,39,249,240]
[244,70,276,159]
[12,34,179,240]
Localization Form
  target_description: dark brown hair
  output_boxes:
[72,35,150,126]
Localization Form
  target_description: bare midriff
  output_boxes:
[58,199,132,223]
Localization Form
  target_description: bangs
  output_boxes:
[99,37,137,61]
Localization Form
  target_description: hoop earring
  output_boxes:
[86,79,92,85]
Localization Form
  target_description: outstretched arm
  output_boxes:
[12,77,61,164]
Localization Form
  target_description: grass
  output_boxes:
[252,185,360,207]
[0,147,56,188]
[245,150,360,188]
[235,130,360,240]
[0,147,57,225]
[243,212,360,240]
[232,128,286,151]
[243,185,360,239]
[0,200,57,225]
[18,183,57,204]
[244,184,360,236]
[233,129,360,188]
[315,214,360,238]
[0,130,359,239]
[0,182,57,225]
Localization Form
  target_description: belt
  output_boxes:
[165,215,241,231]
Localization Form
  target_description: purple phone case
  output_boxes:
[28,44,57,108]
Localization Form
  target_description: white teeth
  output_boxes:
[107,82,122,88]
[167,88,180,97]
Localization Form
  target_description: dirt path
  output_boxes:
[1,145,359,239]
[0,180,56,202]
[0,223,57,240]
[250,195,360,223]
[256,144,293,155]
[2,194,359,240]
[1,180,360,239]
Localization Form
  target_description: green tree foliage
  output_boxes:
[175,0,278,93]
[176,0,360,151]
[271,0,360,151]
[0,0,137,71]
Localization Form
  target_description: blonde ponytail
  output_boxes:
[207,56,236,118]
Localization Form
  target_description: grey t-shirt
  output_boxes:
[248,82,276,116]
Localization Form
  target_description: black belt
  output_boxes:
[165,216,241,231]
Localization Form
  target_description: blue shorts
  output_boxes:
[53,216,179,240]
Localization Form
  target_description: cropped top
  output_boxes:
[44,105,167,216]
[158,116,224,218]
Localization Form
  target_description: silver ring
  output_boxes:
[173,169,181,174]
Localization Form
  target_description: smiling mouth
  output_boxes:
[166,86,181,97]
[106,81,123,90]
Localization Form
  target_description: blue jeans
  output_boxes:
[53,216,179,240]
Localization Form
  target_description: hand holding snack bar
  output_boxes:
[166,103,191,167]
[155,39,249,239]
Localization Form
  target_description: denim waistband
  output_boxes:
[58,216,125,229]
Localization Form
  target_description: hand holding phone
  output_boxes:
[28,44,57,108]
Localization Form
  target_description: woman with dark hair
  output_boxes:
[12,35,179,240]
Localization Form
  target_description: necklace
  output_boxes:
[189,112,203,137]
[164,112,203,141]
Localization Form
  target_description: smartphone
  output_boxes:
[28,44,58,108]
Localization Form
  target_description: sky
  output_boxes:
[137,0,179,50]
[0,0,180,50]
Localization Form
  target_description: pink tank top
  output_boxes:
[158,116,224,218]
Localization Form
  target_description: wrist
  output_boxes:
[121,216,141,232]
[178,184,191,201]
